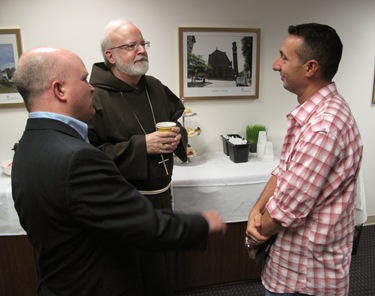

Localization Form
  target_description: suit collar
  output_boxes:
[26,118,86,142]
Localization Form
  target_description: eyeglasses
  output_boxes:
[109,41,150,52]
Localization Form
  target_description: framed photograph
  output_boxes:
[0,28,24,108]
[372,68,375,104]
[179,27,260,101]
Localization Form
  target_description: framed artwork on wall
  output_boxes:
[0,28,24,108]
[179,27,260,101]
[372,67,375,104]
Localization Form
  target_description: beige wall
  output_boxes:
[1,0,374,216]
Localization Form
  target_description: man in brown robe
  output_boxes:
[88,19,187,296]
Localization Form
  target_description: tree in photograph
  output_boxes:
[187,52,212,82]
[241,36,253,79]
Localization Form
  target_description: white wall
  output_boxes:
[1,0,374,216]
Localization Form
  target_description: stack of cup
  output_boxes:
[257,131,267,159]
[263,141,274,161]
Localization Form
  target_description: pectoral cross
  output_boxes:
[158,155,169,175]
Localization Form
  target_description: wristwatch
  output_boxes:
[245,236,258,251]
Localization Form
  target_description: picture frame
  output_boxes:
[0,28,24,108]
[179,27,260,101]
[372,67,375,104]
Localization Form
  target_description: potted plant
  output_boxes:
[246,124,267,153]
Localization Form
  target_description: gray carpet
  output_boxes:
[176,224,375,296]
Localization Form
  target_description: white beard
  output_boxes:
[114,54,149,76]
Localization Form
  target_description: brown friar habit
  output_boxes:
[88,62,188,296]
[88,62,188,194]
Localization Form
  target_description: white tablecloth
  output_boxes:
[172,152,279,223]
[0,173,25,235]
[172,152,367,225]
[0,153,367,235]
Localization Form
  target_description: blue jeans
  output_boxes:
[265,290,311,296]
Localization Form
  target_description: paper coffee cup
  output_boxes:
[156,122,176,132]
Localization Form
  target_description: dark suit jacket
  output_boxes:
[12,118,209,296]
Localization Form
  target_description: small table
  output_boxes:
[1,154,366,293]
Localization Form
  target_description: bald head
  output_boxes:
[15,48,81,111]
[14,47,95,122]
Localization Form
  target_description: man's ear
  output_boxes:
[305,60,319,77]
[52,81,67,102]
[104,50,115,65]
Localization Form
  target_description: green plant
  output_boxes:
[246,124,267,143]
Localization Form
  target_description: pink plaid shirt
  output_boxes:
[263,83,363,296]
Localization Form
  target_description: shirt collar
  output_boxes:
[29,112,89,143]
[288,82,338,126]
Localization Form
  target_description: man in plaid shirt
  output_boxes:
[246,23,363,296]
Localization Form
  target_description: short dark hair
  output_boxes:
[288,23,343,81]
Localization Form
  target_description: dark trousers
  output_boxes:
[139,190,175,296]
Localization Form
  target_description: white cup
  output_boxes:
[263,141,274,162]
[257,131,267,145]
[257,143,265,159]
[256,131,267,159]
[156,122,176,132]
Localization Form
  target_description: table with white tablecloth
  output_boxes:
[0,154,367,291]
